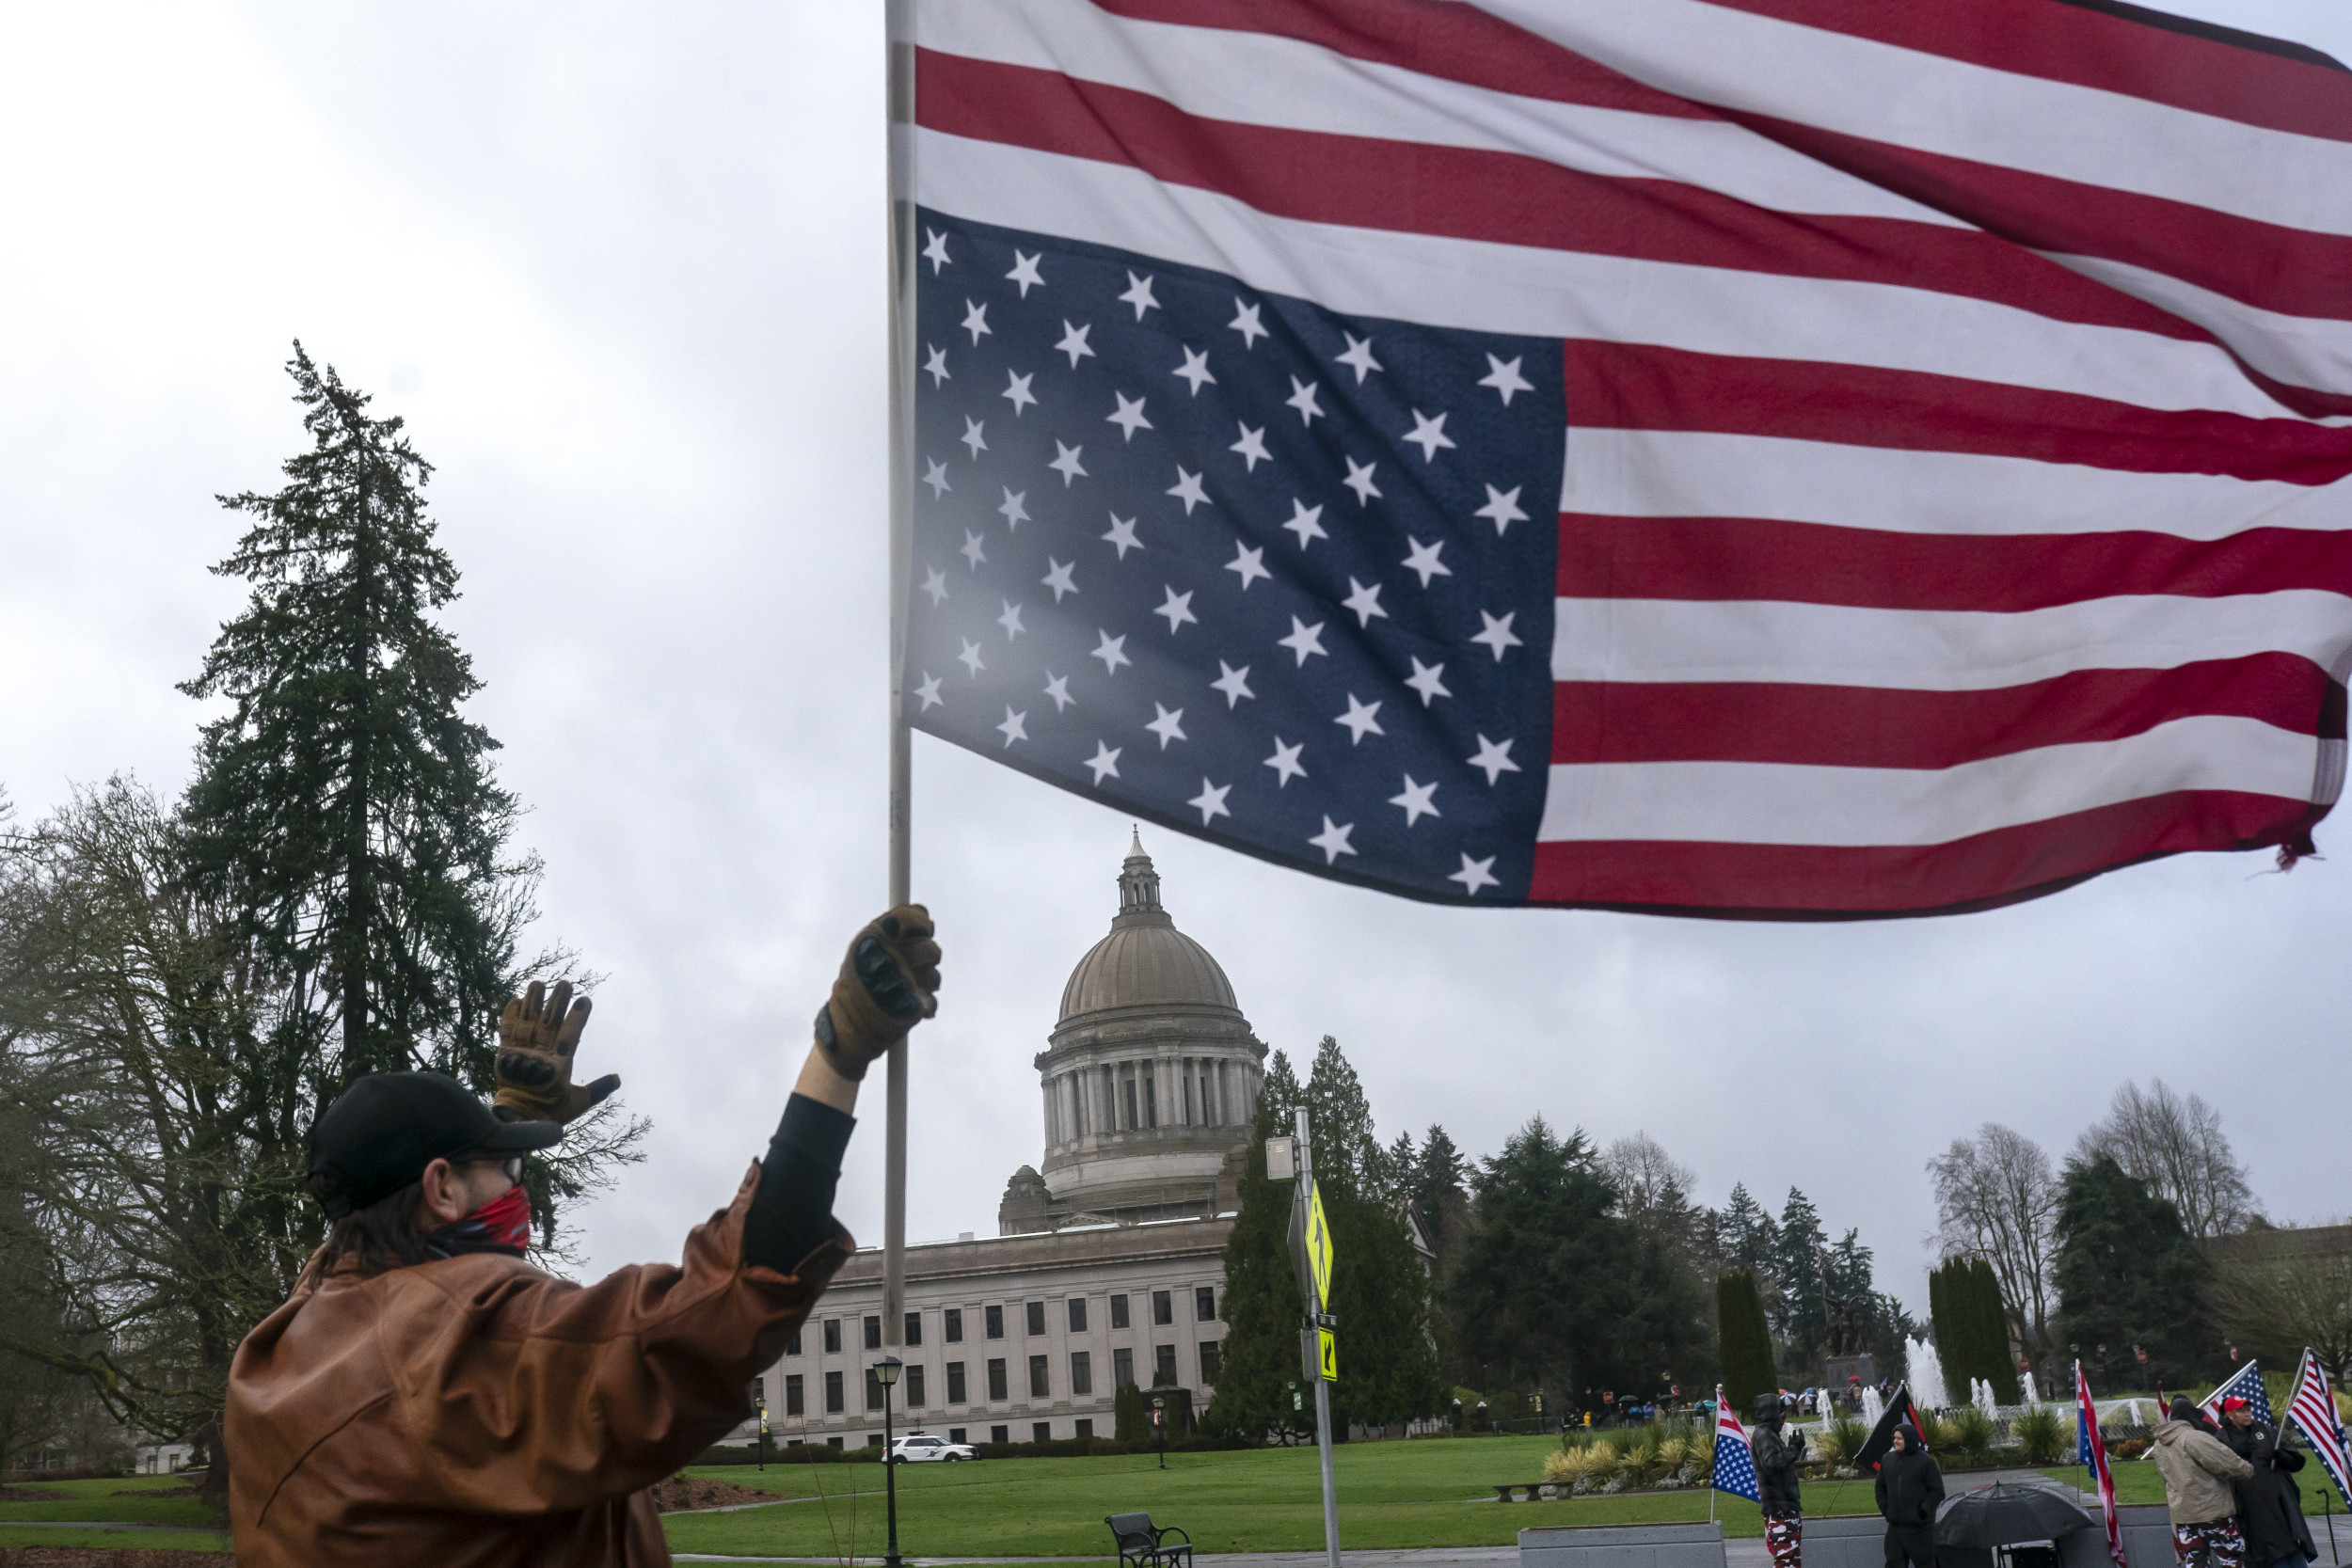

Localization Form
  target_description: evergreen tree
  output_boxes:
[2051,1154,2217,1392]
[1411,1124,1475,1384]
[1772,1189,1830,1363]
[1717,1270,1777,1414]
[1202,1052,1310,1445]
[1970,1258,2021,1402]
[1451,1117,1707,1411]
[1714,1183,1781,1279]
[1304,1037,1444,1433]
[1114,1381,1148,1443]
[180,345,532,1093]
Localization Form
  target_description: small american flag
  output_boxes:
[2076,1362,2124,1568]
[1713,1385,1760,1502]
[893,0,2352,918]
[2201,1360,2272,1428]
[2287,1349,2352,1510]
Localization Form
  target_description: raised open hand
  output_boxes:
[494,979,621,1125]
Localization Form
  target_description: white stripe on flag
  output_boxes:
[1536,716,2326,846]
[906,128,2300,420]
[909,0,1970,228]
[1475,0,2352,238]
[1562,431,2351,542]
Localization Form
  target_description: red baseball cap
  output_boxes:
[2221,1396,2250,1412]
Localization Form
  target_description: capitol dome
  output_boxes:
[1058,832,1239,1019]
[1000,833,1267,1234]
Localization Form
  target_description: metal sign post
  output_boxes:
[1288,1107,1342,1568]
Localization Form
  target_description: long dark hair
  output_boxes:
[314,1179,434,1276]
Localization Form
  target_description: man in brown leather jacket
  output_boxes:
[226,907,941,1567]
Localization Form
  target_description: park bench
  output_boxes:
[1106,1512,1194,1568]
[1494,1481,1565,1501]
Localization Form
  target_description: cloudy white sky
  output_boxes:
[5,2,2347,1316]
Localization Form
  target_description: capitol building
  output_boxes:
[750,833,1268,1448]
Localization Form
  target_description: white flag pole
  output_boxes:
[882,0,917,1352]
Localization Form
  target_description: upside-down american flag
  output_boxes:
[891,0,2352,918]
[2286,1349,2352,1509]
[2076,1362,2125,1568]
[1711,1386,1761,1501]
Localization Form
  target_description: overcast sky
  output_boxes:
[5,2,2347,1318]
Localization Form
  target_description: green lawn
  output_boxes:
[665,1437,1845,1559]
[0,1524,230,1552]
[0,1473,224,1527]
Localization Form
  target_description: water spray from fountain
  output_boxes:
[1909,1337,1950,1411]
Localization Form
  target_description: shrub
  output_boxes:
[1822,1418,1867,1467]
[2012,1406,2068,1465]
[1949,1404,1995,1463]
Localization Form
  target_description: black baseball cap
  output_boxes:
[307,1071,563,1219]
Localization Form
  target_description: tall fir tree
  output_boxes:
[1714,1183,1781,1279]
[2051,1154,2217,1393]
[178,346,638,1245]
[1202,1051,1311,1444]
[1410,1124,1475,1384]
[180,344,527,1093]
[1772,1188,1829,1365]
[1304,1037,1444,1432]
[1717,1270,1778,1414]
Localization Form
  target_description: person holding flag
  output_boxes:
[2155,1395,2257,1568]
[1753,1394,1809,1568]
[2218,1394,2318,1568]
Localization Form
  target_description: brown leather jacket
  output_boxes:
[226,1164,848,1567]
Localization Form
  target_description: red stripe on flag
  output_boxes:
[1557,515,2352,610]
[1725,109,2352,327]
[1089,0,1714,120]
[911,50,2212,341]
[1694,0,2352,145]
[1550,658,2344,768]
[1528,791,2328,913]
[1564,341,2352,481]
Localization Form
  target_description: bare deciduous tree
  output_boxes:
[1928,1123,2058,1359]
[2208,1227,2352,1390]
[2074,1079,2257,1241]
[1603,1132,1711,1273]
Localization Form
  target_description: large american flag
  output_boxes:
[2287,1349,2352,1510]
[2201,1358,2273,1427]
[891,0,2352,917]
[2076,1362,2125,1568]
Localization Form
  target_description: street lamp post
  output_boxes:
[875,1355,905,1568]
[1152,1396,1168,1470]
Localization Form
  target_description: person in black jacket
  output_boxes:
[1755,1394,1809,1568]
[1876,1422,1946,1568]
[2218,1397,2317,1568]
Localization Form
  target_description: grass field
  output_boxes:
[664,1437,1800,1559]
[0,1523,230,1552]
[0,1474,223,1527]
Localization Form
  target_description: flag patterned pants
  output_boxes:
[2173,1519,2244,1568]
[1767,1512,1804,1568]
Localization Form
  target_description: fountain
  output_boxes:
[1909,1337,1950,1411]
[1860,1384,1885,1429]
[1974,1378,1998,1418]
[2021,1370,2041,1408]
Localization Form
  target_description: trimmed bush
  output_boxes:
[1716,1271,1776,1418]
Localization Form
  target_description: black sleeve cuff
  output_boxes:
[741,1094,856,1275]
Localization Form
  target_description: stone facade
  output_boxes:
[743,836,1258,1449]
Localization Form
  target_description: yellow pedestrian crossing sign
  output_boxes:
[1316,1327,1338,1383]
[1305,1180,1334,1311]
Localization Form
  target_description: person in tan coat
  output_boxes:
[2153,1395,2258,1568]
[226,907,942,1567]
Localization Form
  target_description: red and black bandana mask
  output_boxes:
[424,1182,533,1259]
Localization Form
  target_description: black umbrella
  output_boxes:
[1936,1483,2095,1548]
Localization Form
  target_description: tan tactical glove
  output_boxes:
[494,979,621,1124]
[813,905,941,1081]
